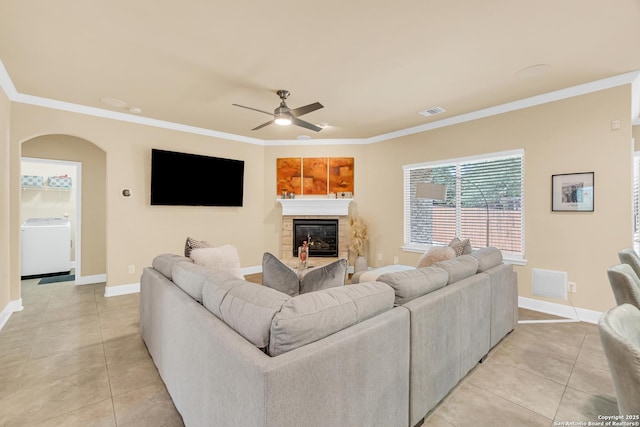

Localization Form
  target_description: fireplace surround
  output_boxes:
[277,198,353,266]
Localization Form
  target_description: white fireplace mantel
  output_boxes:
[277,198,353,216]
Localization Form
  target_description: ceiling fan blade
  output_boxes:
[289,102,323,117]
[292,117,323,132]
[252,119,274,131]
[232,103,275,117]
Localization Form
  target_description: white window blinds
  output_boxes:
[633,154,640,254]
[404,150,524,257]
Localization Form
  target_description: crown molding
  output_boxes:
[0,59,18,99]
[1,59,638,145]
[369,70,640,144]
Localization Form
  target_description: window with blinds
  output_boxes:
[633,154,640,254]
[403,150,524,258]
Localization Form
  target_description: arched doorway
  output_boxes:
[21,134,106,287]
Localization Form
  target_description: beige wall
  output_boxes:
[634,125,640,150]
[262,145,369,264]
[361,86,633,313]
[2,84,635,315]
[21,136,107,275]
[0,87,10,310]
[10,104,266,289]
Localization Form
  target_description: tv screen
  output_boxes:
[151,149,244,206]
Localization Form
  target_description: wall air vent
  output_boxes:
[419,106,446,117]
[531,268,568,300]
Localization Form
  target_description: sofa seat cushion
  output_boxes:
[202,272,290,349]
[171,260,216,303]
[269,282,395,356]
[261,252,300,296]
[153,253,192,280]
[299,258,348,294]
[471,247,503,272]
[436,255,479,285]
[377,266,449,306]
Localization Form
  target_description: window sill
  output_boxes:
[402,244,527,266]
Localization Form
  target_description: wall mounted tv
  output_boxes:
[151,149,244,207]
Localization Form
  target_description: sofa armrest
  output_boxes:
[263,307,410,427]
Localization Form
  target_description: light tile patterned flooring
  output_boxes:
[0,275,618,427]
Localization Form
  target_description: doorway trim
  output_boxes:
[20,157,85,284]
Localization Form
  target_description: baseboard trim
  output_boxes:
[241,265,262,275]
[104,282,140,297]
[518,296,603,324]
[0,299,24,331]
[76,273,107,286]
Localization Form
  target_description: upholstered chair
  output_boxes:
[598,304,640,415]
[607,264,640,310]
[618,248,640,279]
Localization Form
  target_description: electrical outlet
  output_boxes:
[393,256,399,264]
[128,265,135,274]
[568,281,577,293]
[377,253,383,262]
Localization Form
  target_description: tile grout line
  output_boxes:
[550,331,586,423]
[95,284,119,426]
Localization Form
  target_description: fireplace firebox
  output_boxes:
[293,219,339,258]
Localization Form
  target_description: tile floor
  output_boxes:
[0,276,619,427]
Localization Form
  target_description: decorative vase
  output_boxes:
[354,256,368,273]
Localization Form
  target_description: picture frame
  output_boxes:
[551,172,594,212]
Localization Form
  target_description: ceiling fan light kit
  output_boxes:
[233,89,324,132]
[274,115,292,126]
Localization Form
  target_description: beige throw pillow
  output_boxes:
[417,246,456,268]
[448,237,471,256]
[184,236,211,257]
[190,245,244,279]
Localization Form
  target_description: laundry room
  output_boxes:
[20,158,78,278]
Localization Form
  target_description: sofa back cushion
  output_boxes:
[172,260,216,303]
[153,253,192,280]
[269,282,394,356]
[377,266,449,306]
[202,272,290,349]
[470,247,503,272]
[436,255,479,285]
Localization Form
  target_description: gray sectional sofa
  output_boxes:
[140,247,517,427]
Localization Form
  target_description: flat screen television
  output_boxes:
[151,149,244,206]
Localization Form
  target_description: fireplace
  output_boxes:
[293,219,339,258]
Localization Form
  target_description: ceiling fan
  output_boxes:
[233,90,324,132]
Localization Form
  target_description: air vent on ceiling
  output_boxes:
[420,106,446,117]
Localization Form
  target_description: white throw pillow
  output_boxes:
[190,245,244,279]
[416,246,456,268]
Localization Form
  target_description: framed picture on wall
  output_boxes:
[551,172,594,212]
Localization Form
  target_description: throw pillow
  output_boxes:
[261,252,300,297]
[448,237,471,256]
[299,258,348,294]
[189,245,244,279]
[184,236,211,257]
[416,246,456,268]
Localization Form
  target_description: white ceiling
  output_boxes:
[1,0,639,141]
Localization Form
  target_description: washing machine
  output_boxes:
[21,217,71,278]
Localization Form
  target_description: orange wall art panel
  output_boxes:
[328,157,354,194]
[277,157,354,196]
[276,157,302,195]
[302,157,328,195]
